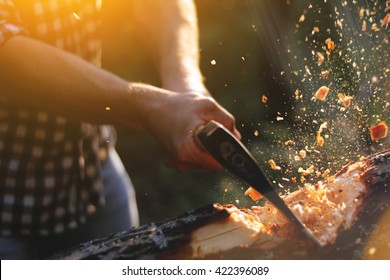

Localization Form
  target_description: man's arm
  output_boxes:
[0,36,144,127]
[131,0,207,95]
[0,35,236,171]
[130,0,241,170]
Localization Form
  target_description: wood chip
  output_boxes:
[370,122,388,141]
[314,86,330,101]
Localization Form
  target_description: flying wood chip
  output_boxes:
[314,86,330,101]
[370,122,388,141]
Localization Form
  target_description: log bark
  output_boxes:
[50,204,230,260]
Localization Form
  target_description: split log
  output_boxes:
[51,150,390,260]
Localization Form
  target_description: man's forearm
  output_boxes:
[132,0,206,94]
[0,35,239,171]
[0,35,168,128]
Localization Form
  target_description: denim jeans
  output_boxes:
[0,148,139,259]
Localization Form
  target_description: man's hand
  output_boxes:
[140,90,241,171]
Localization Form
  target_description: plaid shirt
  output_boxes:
[0,0,112,236]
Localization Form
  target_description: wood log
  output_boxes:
[51,150,390,260]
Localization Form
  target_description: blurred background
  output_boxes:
[101,0,389,225]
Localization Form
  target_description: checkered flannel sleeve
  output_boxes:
[0,0,27,46]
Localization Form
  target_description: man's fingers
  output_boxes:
[207,102,241,140]
[195,150,222,171]
[164,142,222,172]
[165,157,221,172]
[233,127,242,140]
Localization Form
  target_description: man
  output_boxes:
[0,0,240,259]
